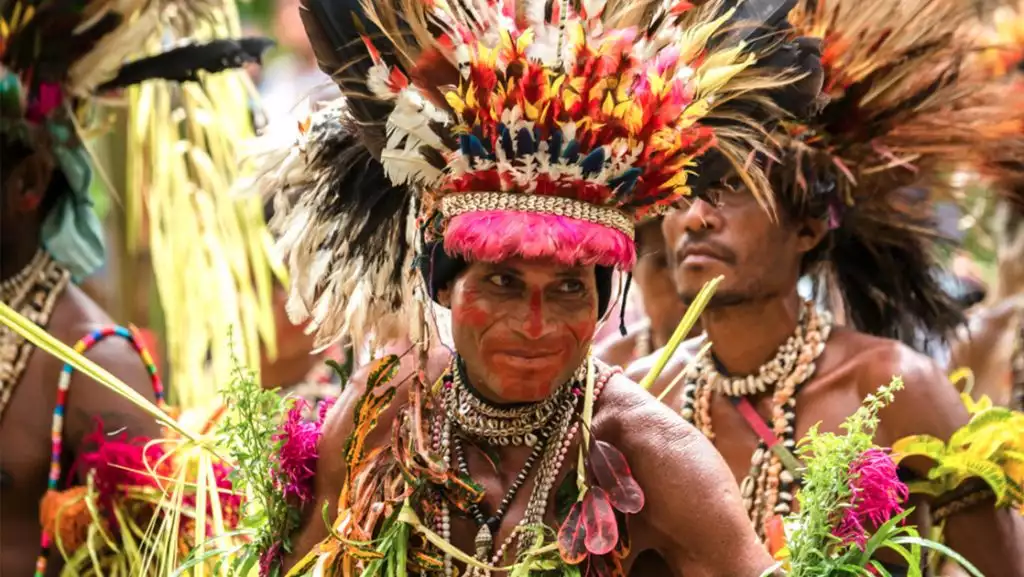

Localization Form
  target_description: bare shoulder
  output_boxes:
[316,344,453,491]
[592,373,767,569]
[836,330,968,446]
[47,285,162,444]
[321,344,453,457]
[288,345,452,569]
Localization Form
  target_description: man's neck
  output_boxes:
[702,293,803,376]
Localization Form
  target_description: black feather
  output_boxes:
[300,0,401,158]
[300,112,414,296]
[714,0,797,50]
[97,38,275,91]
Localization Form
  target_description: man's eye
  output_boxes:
[557,279,585,293]
[486,274,513,288]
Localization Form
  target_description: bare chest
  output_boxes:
[667,364,865,485]
[442,439,657,576]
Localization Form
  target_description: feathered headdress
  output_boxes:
[764,0,1021,344]
[263,0,826,349]
[974,0,1024,212]
[0,0,270,134]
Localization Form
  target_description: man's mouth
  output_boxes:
[494,349,560,360]
[677,244,728,265]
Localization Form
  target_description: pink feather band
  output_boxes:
[443,210,637,271]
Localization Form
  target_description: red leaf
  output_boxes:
[586,553,624,577]
[582,487,619,556]
[558,500,588,564]
[588,439,645,514]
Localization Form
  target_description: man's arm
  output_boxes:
[599,376,775,577]
[871,345,1024,577]
[282,379,362,570]
[65,333,163,470]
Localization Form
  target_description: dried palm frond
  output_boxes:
[113,2,278,410]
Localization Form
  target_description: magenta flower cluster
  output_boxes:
[833,448,910,549]
[272,398,335,504]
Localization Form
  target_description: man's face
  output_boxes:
[633,220,688,335]
[440,258,599,403]
[662,184,809,308]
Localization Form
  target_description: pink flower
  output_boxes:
[833,448,909,550]
[75,420,166,515]
[272,398,330,504]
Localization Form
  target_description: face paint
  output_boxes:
[448,260,599,404]
[524,288,544,338]
[452,285,490,329]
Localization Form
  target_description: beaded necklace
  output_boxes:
[680,302,832,539]
[1,251,70,423]
[429,359,615,576]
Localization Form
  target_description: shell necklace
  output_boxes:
[680,302,832,539]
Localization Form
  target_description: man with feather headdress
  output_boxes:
[949,0,1024,412]
[0,0,269,573]
[636,0,1024,574]
[256,0,828,574]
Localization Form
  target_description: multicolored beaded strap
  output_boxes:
[35,325,164,577]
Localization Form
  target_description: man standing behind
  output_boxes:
[0,102,160,577]
[638,0,1024,575]
[597,219,692,368]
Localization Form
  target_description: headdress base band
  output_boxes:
[440,192,635,240]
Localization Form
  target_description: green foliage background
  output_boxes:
[239,0,276,30]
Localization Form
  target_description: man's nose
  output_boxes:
[514,291,555,339]
[664,198,721,240]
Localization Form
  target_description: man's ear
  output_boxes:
[795,216,829,255]
[4,150,54,214]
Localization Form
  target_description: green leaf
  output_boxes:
[878,541,922,577]
[238,551,259,577]
[326,359,351,383]
[905,480,947,498]
[891,435,946,464]
[854,509,915,566]
[395,522,410,577]
[931,453,1008,501]
[868,560,892,577]
[949,408,1014,448]
[891,536,985,577]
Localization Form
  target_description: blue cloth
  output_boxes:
[40,123,106,282]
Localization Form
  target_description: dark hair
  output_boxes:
[0,132,34,174]
[772,161,964,347]
[1,132,68,219]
